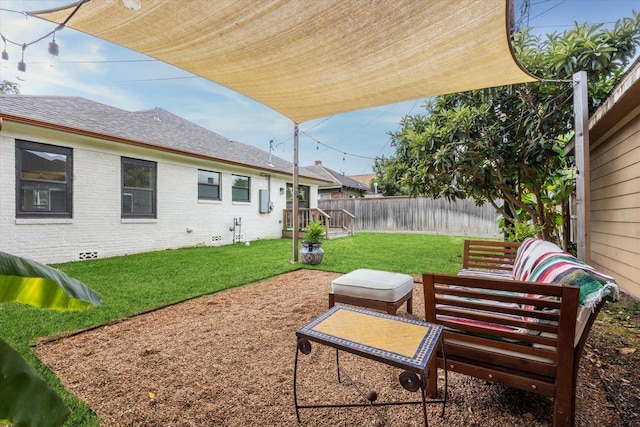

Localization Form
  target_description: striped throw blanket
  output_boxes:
[527,251,619,309]
[514,238,619,309]
[513,237,564,282]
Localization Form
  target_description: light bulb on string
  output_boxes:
[16,44,26,81]
[1,35,7,60]
[2,0,86,76]
[45,34,60,68]
[1,35,8,69]
[48,34,59,57]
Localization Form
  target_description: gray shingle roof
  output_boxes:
[302,163,371,191]
[0,95,327,181]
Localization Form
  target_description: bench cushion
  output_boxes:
[331,269,413,302]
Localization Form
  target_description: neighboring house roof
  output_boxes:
[301,161,371,192]
[349,174,376,188]
[0,95,328,182]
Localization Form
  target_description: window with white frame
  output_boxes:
[121,157,156,218]
[15,140,72,218]
[198,169,221,200]
[231,174,250,202]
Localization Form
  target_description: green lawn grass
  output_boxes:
[0,233,475,426]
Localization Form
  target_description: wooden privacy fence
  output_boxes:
[318,197,501,237]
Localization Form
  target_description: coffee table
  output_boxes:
[294,305,447,426]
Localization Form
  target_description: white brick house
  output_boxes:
[0,95,327,263]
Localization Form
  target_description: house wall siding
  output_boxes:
[590,112,640,297]
[1,122,296,264]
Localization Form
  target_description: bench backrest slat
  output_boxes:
[437,306,560,335]
[443,339,558,379]
[442,330,558,361]
[437,285,563,312]
[435,273,565,297]
[463,240,520,270]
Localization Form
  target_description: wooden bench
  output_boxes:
[423,239,615,427]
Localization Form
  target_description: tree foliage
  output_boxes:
[375,12,640,244]
[0,80,20,95]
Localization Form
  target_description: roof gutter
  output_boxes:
[0,112,330,183]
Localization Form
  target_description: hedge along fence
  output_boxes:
[318,196,501,237]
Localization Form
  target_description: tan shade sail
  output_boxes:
[40,0,537,123]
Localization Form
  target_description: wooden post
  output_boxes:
[292,123,299,263]
[573,71,590,263]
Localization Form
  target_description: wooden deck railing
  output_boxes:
[282,208,354,239]
[322,209,355,236]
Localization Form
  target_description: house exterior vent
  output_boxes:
[78,251,99,260]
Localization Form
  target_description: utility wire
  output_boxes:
[300,131,378,160]
[528,0,567,22]
[300,100,426,168]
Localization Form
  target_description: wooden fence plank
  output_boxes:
[318,197,500,237]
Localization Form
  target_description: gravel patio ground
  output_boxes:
[36,270,635,426]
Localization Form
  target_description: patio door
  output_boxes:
[286,183,309,209]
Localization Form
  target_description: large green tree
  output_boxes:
[375,13,640,244]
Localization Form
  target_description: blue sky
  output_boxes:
[1,0,638,175]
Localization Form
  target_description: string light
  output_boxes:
[16,44,26,81]
[1,35,8,61]
[48,34,59,57]
[0,0,89,77]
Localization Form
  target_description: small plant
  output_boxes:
[304,219,326,242]
[503,221,542,242]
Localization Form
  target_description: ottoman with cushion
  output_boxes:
[329,268,414,315]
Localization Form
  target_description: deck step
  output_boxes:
[326,228,352,239]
